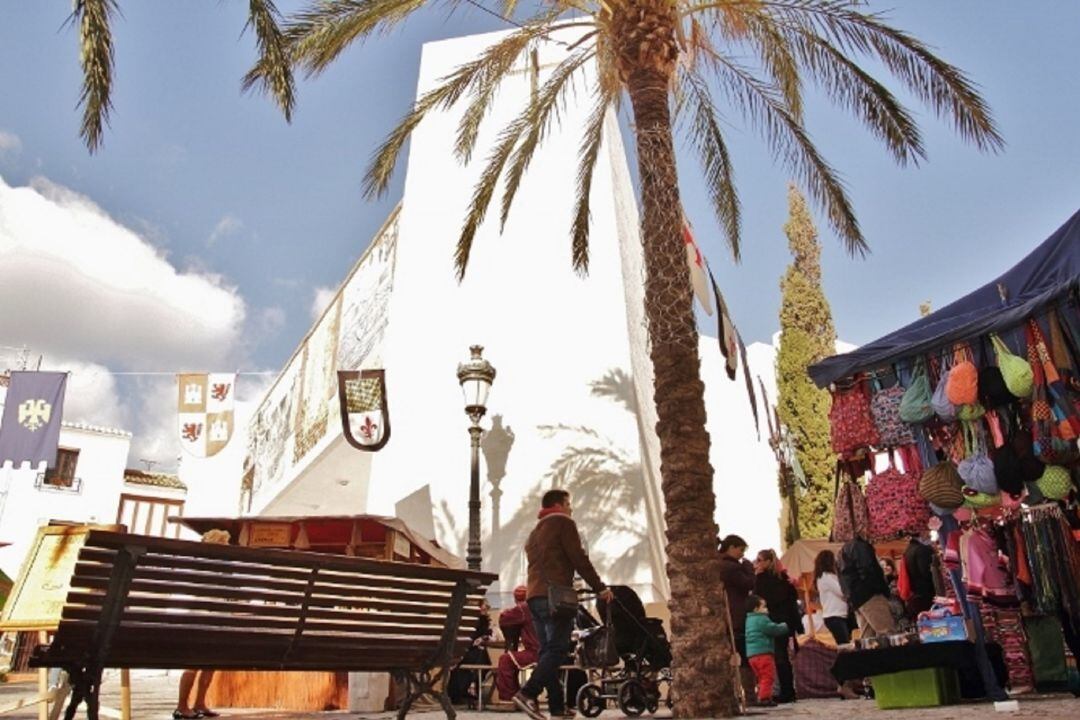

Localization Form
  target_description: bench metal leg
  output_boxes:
[394,668,456,720]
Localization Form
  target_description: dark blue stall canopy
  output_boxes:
[809,209,1080,388]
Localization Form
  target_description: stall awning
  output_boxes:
[810,209,1080,388]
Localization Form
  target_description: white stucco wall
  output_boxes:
[0,422,131,578]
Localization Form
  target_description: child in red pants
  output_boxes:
[744,594,791,707]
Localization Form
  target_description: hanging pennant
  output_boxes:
[707,266,737,380]
[177,373,235,458]
[338,369,391,452]
[0,371,67,468]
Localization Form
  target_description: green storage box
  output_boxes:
[870,667,960,709]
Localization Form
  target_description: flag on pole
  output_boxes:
[682,219,714,316]
[177,373,235,458]
[0,371,67,468]
[338,369,390,452]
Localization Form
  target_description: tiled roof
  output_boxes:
[124,469,186,491]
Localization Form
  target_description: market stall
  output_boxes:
[808,209,1080,708]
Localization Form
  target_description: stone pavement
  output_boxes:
[0,672,1074,720]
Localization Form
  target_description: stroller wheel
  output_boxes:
[575,683,604,718]
[617,680,648,717]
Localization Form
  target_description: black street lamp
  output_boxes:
[457,345,496,571]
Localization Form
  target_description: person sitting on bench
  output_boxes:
[497,585,540,701]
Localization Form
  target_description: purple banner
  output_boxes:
[0,371,67,468]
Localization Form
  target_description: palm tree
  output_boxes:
[72,1,1002,715]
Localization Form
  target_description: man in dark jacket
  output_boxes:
[840,536,896,638]
[718,534,756,700]
[514,490,612,720]
[903,536,936,619]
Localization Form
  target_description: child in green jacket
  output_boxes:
[744,594,791,707]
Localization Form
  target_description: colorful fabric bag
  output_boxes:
[870,375,915,447]
[962,486,1001,509]
[979,365,1014,409]
[831,466,871,543]
[900,359,934,424]
[958,423,998,494]
[866,452,930,541]
[829,377,880,456]
[1035,465,1073,500]
[918,461,964,509]
[991,334,1033,399]
[946,345,979,406]
[932,363,957,422]
[1027,319,1080,463]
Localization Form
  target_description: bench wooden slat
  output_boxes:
[82,531,495,584]
[68,578,484,619]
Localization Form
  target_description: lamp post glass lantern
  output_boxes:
[457,345,496,571]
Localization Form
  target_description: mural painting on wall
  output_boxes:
[247,358,299,498]
[294,294,343,463]
[338,215,397,371]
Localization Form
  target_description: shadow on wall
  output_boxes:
[434,369,650,597]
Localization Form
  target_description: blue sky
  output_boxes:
[1,1,1078,459]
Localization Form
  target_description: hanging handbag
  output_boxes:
[900,358,934,424]
[991,333,1033,399]
[932,354,958,422]
[829,376,880,455]
[918,461,964,509]
[957,423,998,494]
[865,449,930,541]
[579,600,620,667]
[1035,465,1073,500]
[946,344,979,406]
[870,373,915,446]
[831,464,870,543]
[1027,319,1080,463]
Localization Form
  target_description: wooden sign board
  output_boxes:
[0,526,103,631]
[246,522,292,548]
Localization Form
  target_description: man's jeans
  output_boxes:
[519,596,573,712]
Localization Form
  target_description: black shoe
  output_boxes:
[173,712,200,720]
[512,692,546,720]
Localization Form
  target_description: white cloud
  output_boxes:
[0,175,246,370]
[208,214,243,246]
[0,130,21,157]
[310,286,337,321]
[0,174,252,469]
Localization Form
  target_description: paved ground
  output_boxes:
[0,673,1074,720]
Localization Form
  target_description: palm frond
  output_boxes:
[499,49,595,231]
[284,0,430,77]
[453,49,592,279]
[789,30,924,165]
[71,0,117,153]
[692,0,1003,152]
[569,83,617,275]
[676,67,741,259]
[698,45,864,254]
[454,12,567,163]
[363,23,556,198]
[241,0,297,122]
[712,7,803,121]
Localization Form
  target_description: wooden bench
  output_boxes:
[29,531,497,720]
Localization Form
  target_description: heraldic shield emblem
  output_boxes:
[177,373,236,458]
[338,369,390,452]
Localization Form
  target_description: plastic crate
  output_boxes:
[871,667,960,709]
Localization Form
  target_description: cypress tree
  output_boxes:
[776,185,838,540]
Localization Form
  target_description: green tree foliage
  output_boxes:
[777,185,837,540]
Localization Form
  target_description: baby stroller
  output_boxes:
[574,586,672,717]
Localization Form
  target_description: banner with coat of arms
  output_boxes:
[177,373,235,458]
[0,371,67,468]
[337,369,390,452]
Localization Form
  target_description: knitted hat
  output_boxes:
[513,585,527,602]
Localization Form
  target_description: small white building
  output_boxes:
[0,376,189,579]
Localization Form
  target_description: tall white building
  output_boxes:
[191,27,784,604]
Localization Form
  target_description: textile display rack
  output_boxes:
[808,209,1080,707]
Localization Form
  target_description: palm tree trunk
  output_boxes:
[626,64,740,717]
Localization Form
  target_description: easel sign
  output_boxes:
[0,525,125,720]
[0,525,101,632]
